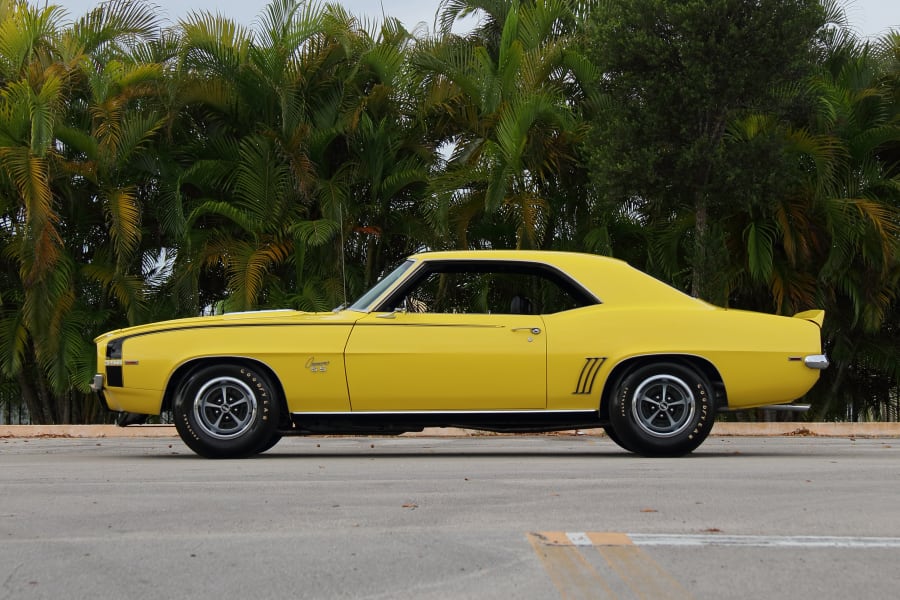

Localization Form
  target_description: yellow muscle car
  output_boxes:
[91,250,828,458]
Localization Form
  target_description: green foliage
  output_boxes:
[583,0,828,300]
[582,0,899,418]
[0,0,896,422]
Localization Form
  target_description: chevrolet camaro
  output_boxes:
[91,250,828,458]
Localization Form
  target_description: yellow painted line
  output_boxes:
[530,532,692,600]
[596,543,692,600]
[526,533,617,599]
[533,531,575,546]
[587,532,634,547]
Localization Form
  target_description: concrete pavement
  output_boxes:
[2,435,900,599]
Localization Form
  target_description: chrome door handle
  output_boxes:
[511,327,541,335]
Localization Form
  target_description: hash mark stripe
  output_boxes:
[574,358,595,394]
[583,357,605,394]
[574,357,606,394]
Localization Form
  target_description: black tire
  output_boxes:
[609,362,715,457]
[173,363,281,458]
[602,425,636,453]
[253,432,283,455]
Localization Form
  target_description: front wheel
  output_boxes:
[602,425,635,453]
[173,363,281,458]
[608,362,715,457]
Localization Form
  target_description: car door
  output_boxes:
[344,311,547,411]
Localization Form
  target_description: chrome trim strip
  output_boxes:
[357,322,505,329]
[757,404,811,413]
[224,309,295,315]
[358,259,426,313]
[292,409,598,416]
[804,354,830,370]
[369,257,601,314]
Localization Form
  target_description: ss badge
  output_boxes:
[305,357,329,373]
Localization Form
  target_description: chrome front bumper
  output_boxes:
[90,374,110,411]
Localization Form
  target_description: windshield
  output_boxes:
[346,260,415,312]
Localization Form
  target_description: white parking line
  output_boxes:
[628,533,900,548]
[566,532,594,546]
[548,532,900,549]
[530,531,900,599]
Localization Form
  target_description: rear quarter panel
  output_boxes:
[545,305,823,410]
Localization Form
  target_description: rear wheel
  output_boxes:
[254,432,283,454]
[609,362,715,457]
[173,363,280,458]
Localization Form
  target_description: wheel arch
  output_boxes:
[598,354,727,420]
[162,357,290,426]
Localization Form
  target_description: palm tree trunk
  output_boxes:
[16,370,44,424]
[692,193,708,299]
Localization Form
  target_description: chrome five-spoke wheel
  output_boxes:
[608,362,716,457]
[631,374,696,438]
[173,364,281,458]
[193,376,258,440]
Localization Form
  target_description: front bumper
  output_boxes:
[91,373,110,411]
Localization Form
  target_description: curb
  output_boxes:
[2,423,900,439]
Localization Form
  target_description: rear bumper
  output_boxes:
[804,355,830,370]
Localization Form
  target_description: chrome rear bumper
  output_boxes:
[804,355,830,370]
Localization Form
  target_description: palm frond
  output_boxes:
[103,185,142,266]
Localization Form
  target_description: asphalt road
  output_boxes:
[2,435,900,599]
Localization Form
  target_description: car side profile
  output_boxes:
[91,250,828,458]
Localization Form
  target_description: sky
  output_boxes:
[57,0,899,39]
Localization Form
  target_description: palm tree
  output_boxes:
[168,1,436,312]
[0,0,165,423]
[706,24,899,419]
[803,31,900,419]
[417,0,595,250]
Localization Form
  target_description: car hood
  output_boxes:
[93,309,362,343]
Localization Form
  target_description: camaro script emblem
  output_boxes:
[305,357,329,373]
